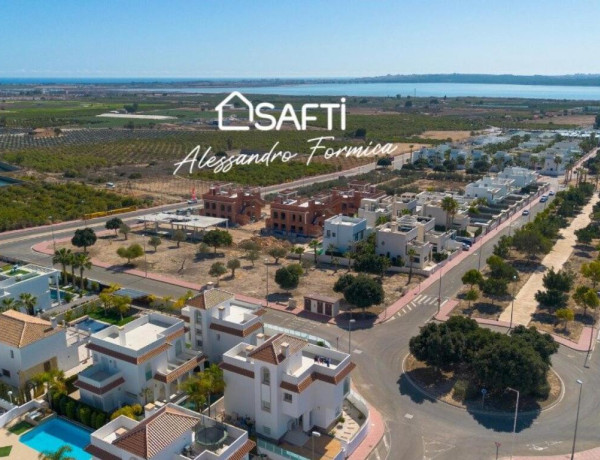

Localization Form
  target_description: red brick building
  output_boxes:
[201,184,265,225]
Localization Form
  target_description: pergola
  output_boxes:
[136,213,228,240]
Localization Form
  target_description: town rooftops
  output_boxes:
[325,215,365,226]
[248,333,307,365]
[0,310,61,348]
[187,288,235,310]
[112,405,200,459]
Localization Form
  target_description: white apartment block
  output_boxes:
[357,196,392,227]
[220,333,355,442]
[181,288,264,364]
[86,403,254,460]
[0,264,60,313]
[497,166,537,188]
[375,216,434,268]
[322,215,368,254]
[465,176,515,204]
[416,191,473,231]
[390,193,418,218]
[76,313,203,413]
[0,310,80,389]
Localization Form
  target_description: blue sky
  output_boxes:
[1,0,598,78]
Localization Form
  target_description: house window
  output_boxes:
[9,350,14,359]
[273,212,279,219]
[221,204,225,211]
[145,363,152,381]
[216,334,221,341]
[281,212,286,219]
[43,361,51,372]
[261,400,271,412]
[263,426,271,435]
[284,393,293,403]
[261,368,271,386]
[2,369,10,377]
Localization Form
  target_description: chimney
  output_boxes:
[119,328,127,346]
[245,345,255,362]
[205,282,214,291]
[281,342,290,359]
[50,317,58,329]
[218,306,225,320]
[144,403,157,418]
[256,333,265,346]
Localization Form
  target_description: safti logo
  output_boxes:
[216,91,346,131]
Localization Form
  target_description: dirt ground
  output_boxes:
[420,130,473,142]
[523,114,595,127]
[58,229,420,316]
[405,354,561,412]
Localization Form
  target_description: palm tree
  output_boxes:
[32,368,66,408]
[529,154,539,170]
[1,297,18,312]
[73,252,92,294]
[202,363,226,417]
[407,248,417,283]
[440,196,459,230]
[39,445,75,460]
[18,293,37,315]
[179,374,208,412]
[52,248,72,284]
[308,240,319,266]
[554,155,562,175]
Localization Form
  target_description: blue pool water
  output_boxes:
[75,318,110,333]
[20,418,92,460]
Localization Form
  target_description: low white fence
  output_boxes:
[264,324,332,348]
[343,390,371,457]
[0,399,43,428]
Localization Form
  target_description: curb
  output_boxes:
[400,353,565,417]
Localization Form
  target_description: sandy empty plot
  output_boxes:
[524,114,595,126]
[420,130,473,142]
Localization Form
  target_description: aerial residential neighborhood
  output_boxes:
[2,2,600,460]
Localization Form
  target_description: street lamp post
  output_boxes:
[264,259,270,307]
[311,431,321,460]
[437,268,442,314]
[49,216,56,252]
[142,233,148,278]
[584,311,596,368]
[507,387,520,460]
[348,319,356,354]
[509,275,517,331]
[571,379,583,460]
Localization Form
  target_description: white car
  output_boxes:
[549,190,555,196]
[522,209,530,216]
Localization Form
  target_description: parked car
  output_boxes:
[522,209,530,216]
[549,190,555,196]
[540,196,548,203]
[462,243,470,251]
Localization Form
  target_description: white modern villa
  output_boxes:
[86,403,255,460]
[76,313,204,412]
[0,263,60,313]
[181,288,264,363]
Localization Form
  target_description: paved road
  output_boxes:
[3,178,600,459]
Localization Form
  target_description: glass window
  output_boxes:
[284,393,293,403]
[145,363,152,381]
[261,400,271,412]
[262,368,270,385]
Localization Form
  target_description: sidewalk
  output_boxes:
[375,191,546,325]
[498,192,600,325]
[435,299,595,352]
[347,401,385,460]
[508,447,600,460]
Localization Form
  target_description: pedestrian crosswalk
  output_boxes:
[393,294,441,319]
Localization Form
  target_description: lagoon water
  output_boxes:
[126,82,600,101]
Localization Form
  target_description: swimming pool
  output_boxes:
[74,318,110,333]
[20,418,92,460]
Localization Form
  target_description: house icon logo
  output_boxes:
[215,91,253,131]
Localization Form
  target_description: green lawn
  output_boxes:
[88,309,136,326]
[8,421,33,435]
[0,446,12,457]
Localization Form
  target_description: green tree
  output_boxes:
[486,255,518,281]
[441,196,459,230]
[105,217,123,237]
[32,368,66,408]
[148,235,162,252]
[581,260,600,289]
[542,268,574,292]
[116,243,144,264]
[172,229,187,248]
[246,249,260,267]
[202,364,226,417]
[110,404,143,421]
[334,273,355,293]
[512,227,552,263]
[119,223,131,240]
[556,308,574,330]
[18,292,38,315]
[71,228,97,252]
[73,252,92,294]
[462,269,484,289]
[38,445,76,460]
[227,258,241,277]
[406,248,417,282]
[275,266,300,292]
[208,262,227,284]
[535,289,568,310]
[53,248,73,283]
[465,288,479,309]
[493,235,513,259]
[1,297,18,311]
[268,246,288,264]
[196,242,211,257]
[479,278,508,303]
[112,295,131,320]
[509,325,558,364]
[573,286,600,318]
[203,229,233,253]
[309,239,320,265]
[179,374,208,412]
[343,274,384,315]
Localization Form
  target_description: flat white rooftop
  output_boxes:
[102,319,172,350]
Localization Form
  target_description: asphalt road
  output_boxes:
[2,179,599,460]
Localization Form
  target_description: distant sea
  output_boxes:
[2,79,600,100]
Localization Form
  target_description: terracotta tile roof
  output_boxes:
[75,376,125,395]
[154,355,205,384]
[84,444,121,460]
[220,361,255,379]
[0,310,61,348]
[113,405,200,459]
[209,321,262,338]
[228,439,256,460]
[86,342,171,365]
[248,333,307,365]
[187,289,234,310]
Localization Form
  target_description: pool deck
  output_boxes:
[0,425,39,459]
